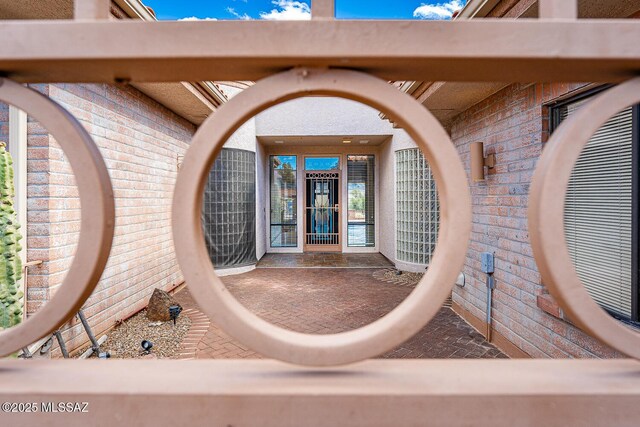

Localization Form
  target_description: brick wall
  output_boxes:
[27,83,195,355]
[0,102,7,142]
[450,82,622,358]
[24,84,54,316]
[0,85,53,316]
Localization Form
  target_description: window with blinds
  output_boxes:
[553,92,638,320]
[347,155,375,247]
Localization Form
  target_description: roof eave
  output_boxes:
[457,0,502,19]
[113,0,156,21]
[114,0,228,125]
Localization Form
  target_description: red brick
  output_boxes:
[27,83,195,356]
[451,82,620,359]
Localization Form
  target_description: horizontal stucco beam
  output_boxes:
[0,359,639,426]
[0,20,639,83]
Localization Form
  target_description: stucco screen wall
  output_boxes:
[37,83,195,355]
[450,82,621,358]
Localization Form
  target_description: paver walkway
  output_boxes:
[256,252,394,268]
[174,257,506,359]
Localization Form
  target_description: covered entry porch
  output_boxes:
[265,146,380,254]
[205,95,440,274]
[255,96,439,270]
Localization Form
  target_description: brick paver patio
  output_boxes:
[256,252,394,268]
[174,256,506,359]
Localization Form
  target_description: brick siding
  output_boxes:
[0,85,53,317]
[26,83,195,355]
[0,101,7,142]
[450,82,622,358]
[24,84,53,316]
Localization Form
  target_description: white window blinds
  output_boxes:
[560,99,633,318]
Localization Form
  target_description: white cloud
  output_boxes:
[259,0,311,21]
[413,0,463,20]
[179,16,218,21]
[227,7,253,20]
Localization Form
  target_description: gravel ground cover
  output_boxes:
[77,309,191,359]
[372,269,424,287]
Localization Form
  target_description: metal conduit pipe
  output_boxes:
[481,252,495,341]
[485,274,496,341]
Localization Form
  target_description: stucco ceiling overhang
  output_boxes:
[258,135,391,147]
[403,0,640,127]
[0,0,227,125]
[3,0,639,127]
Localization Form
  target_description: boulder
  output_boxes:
[146,288,181,322]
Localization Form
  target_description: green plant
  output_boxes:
[348,188,365,212]
[0,142,23,330]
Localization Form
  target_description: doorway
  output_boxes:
[304,169,341,252]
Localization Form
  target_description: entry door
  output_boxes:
[304,171,341,251]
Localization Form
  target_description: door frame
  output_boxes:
[265,147,381,255]
[302,155,342,252]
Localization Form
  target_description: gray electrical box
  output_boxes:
[481,252,494,274]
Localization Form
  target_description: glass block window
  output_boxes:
[395,148,439,266]
[347,155,375,247]
[270,155,298,247]
[202,148,256,269]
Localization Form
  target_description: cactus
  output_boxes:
[0,141,23,331]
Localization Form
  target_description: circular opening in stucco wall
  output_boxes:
[173,69,470,366]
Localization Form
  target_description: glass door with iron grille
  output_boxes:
[304,157,341,251]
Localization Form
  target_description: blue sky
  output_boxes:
[144,1,465,21]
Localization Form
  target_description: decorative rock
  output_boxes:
[146,288,181,322]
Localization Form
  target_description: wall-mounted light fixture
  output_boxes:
[470,142,496,182]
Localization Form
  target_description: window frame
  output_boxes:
[549,87,640,322]
[346,154,375,248]
[269,154,298,248]
[303,155,341,171]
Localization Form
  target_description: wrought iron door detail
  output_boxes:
[305,172,340,249]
